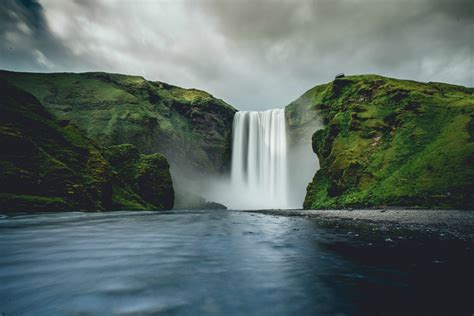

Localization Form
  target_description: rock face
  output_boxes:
[105,144,174,210]
[0,80,174,212]
[4,69,471,210]
[285,85,325,206]
[0,70,236,208]
[298,75,474,209]
[0,70,236,175]
[173,188,227,210]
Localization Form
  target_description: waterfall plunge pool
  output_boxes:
[0,209,471,315]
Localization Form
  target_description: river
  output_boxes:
[0,210,471,315]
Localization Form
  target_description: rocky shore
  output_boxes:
[247,209,474,242]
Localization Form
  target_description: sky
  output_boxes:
[1,0,473,110]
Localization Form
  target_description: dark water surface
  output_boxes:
[0,210,471,315]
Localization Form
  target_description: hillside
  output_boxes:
[291,75,474,209]
[0,80,173,212]
[0,71,236,179]
[3,69,472,210]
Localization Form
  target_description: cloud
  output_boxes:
[33,49,53,68]
[1,0,472,110]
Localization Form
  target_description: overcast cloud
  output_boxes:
[1,0,472,110]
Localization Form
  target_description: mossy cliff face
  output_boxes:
[300,75,474,209]
[0,71,236,178]
[105,144,174,210]
[0,80,174,212]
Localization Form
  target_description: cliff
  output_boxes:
[0,70,236,177]
[0,80,174,212]
[295,75,473,209]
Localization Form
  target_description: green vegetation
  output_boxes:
[0,71,236,177]
[0,80,174,212]
[105,144,174,210]
[3,69,472,211]
[294,75,474,209]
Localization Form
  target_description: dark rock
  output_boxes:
[0,80,113,212]
[0,80,174,212]
[173,188,227,210]
[204,201,228,210]
[302,74,474,210]
[105,144,174,210]
[0,70,237,202]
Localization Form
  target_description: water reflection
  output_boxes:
[0,210,471,315]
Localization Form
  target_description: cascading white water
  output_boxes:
[202,107,322,210]
[230,109,289,209]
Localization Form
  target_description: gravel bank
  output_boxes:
[246,209,474,241]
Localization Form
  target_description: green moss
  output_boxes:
[105,144,174,210]
[0,70,236,177]
[110,184,150,211]
[0,80,174,212]
[299,75,474,209]
[0,193,71,212]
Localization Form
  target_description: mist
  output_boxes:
[286,129,324,207]
[198,107,324,210]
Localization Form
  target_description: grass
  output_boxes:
[298,75,474,209]
[0,80,174,212]
[105,144,174,210]
[0,70,236,177]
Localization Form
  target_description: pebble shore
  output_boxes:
[245,209,474,241]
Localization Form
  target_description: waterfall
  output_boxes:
[230,109,289,209]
